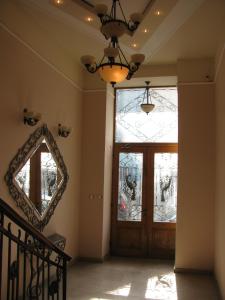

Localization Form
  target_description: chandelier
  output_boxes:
[81,0,145,86]
[140,81,155,114]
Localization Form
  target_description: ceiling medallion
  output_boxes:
[81,0,145,86]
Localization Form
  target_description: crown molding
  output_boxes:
[178,81,215,86]
[83,89,106,93]
[0,21,83,92]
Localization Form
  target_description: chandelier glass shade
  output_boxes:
[140,81,155,114]
[81,0,145,86]
[98,64,129,83]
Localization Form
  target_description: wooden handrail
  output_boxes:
[0,198,71,261]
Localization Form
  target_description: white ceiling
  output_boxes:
[1,0,225,83]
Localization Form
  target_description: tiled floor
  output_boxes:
[67,257,220,300]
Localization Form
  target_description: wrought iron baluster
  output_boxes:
[62,258,67,300]
[56,264,60,300]
[0,213,4,299]
[7,223,12,300]
[42,246,45,300]
[16,229,21,300]
[48,255,50,300]
[23,233,28,300]
[36,254,40,300]
[27,249,34,299]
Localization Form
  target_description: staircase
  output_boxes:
[0,198,71,299]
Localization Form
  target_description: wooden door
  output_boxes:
[111,143,178,259]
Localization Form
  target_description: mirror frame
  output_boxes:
[5,124,69,231]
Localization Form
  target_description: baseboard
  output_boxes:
[214,276,223,300]
[174,267,213,275]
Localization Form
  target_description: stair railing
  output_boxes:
[0,198,71,299]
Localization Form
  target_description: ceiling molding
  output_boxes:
[141,0,206,62]
[19,0,107,47]
[178,81,215,86]
[19,0,135,56]
[74,0,156,22]
[0,21,83,92]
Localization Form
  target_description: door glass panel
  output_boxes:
[153,153,178,223]
[117,153,143,222]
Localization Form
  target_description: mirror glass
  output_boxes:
[5,125,68,231]
[14,139,64,217]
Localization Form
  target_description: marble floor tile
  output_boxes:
[66,257,220,300]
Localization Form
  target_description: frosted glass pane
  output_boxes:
[115,88,178,143]
[117,153,143,222]
[154,153,178,223]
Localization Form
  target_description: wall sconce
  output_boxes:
[23,108,41,126]
[58,124,71,138]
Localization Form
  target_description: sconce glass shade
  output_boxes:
[98,64,129,84]
[140,103,155,114]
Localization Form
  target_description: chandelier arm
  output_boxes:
[118,50,123,65]
[110,1,114,19]
[99,54,106,66]
[118,45,129,66]
[147,88,150,104]
[126,71,134,80]
[143,89,147,104]
[118,0,128,23]
[113,0,116,19]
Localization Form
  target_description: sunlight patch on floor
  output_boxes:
[145,273,177,300]
[106,283,131,296]
[89,298,110,300]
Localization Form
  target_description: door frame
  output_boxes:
[110,143,178,258]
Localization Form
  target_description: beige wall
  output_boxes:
[0,26,83,259]
[79,88,106,259]
[0,0,84,88]
[79,83,114,260]
[175,59,215,271]
[215,46,225,298]
[176,82,215,270]
[102,86,114,257]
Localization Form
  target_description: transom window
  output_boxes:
[115,87,178,143]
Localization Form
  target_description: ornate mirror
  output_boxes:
[5,124,69,231]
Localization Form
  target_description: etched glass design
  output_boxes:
[117,152,143,221]
[115,88,178,143]
[15,159,30,199]
[153,153,178,222]
[41,152,58,210]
